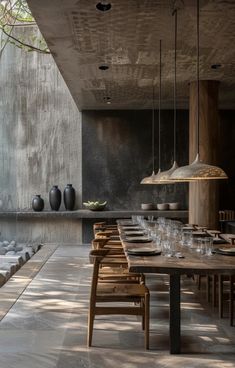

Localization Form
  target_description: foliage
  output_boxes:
[0,0,50,55]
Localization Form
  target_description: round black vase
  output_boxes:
[49,185,61,211]
[63,184,75,211]
[32,195,44,212]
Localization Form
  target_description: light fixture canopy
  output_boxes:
[96,2,112,12]
[170,0,228,182]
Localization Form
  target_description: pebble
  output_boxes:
[15,245,23,252]
[5,251,16,256]
[0,242,42,287]
[6,245,16,252]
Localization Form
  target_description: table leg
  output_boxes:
[169,274,181,354]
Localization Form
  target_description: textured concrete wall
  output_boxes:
[82,110,189,210]
[0,27,82,243]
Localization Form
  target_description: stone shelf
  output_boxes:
[0,209,188,219]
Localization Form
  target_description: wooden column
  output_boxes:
[189,80,219,229]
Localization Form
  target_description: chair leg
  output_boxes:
[144,292,150,350]
[206,275,211,302]
[87,308,95,347]
[218,275,224,318]
[141,299,145,330]
[229,276,234,327]
[212,275,217,308]
[197,275,201,290]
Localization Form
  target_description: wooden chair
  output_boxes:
[92,241,145,284]
[93,222,119,237]
[218,237,235,326]
[87,249,150,349]
[92,238,123,252]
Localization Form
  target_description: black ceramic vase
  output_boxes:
[63,184,75,210]
[49,185,61,211]
[32,195,44,212]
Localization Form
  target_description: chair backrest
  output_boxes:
[95,231,114,238]
[92,238,109,249]
[89,249,126,266]
[219,210,235,221]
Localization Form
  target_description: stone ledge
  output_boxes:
[0,209,188,219]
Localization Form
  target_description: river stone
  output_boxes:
[5,251,16,256]
[16,251,30,262]
[0,270,10,281]
[3,241,9,246]
[6,245,16,252]
[0,273,6,286]
[0,248,7,255]
[15,245,23,252]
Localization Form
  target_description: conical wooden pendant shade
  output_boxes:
[170,0,227,182]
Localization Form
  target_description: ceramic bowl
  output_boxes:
[168,202,180,210]
[157,203,169,210]
[141,203,155,210]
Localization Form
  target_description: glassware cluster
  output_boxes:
[131,216,214,258]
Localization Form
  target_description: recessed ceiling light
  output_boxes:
[96,2,111,12]
[99,65,109,71]
[211,64,222,70]
[103,96,111,104]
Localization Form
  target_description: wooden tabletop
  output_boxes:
[121,239,235,276]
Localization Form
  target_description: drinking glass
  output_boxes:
[203,237,213,256]
[132,215,138,224]
[182,231,193,248]
[161,239,171,257]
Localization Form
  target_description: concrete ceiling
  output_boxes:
[27,0,235,110]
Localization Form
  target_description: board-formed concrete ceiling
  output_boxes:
[27,0,235,110]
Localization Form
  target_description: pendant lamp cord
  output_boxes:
[158,39,162,170]
[152,83,155,173]
[197,0,200,155]
[173,8,177,162]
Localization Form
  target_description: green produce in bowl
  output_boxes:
[83,201,107,211]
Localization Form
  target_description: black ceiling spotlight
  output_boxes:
[211,64,222,70]
[96,2,112,12]
[99,65,109,71]
[103,96,111,104]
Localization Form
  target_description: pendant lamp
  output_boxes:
[152,40,166,183]
[170,0,228,181]
[140,83,156,184]
[153,8,179,184]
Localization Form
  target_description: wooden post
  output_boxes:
[189,81,219,229]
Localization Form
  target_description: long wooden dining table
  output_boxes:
[118,224,235,354]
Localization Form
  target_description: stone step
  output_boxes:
[0,263,17,276]
[0,256,24,267]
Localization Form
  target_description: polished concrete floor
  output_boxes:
[0,244,234,368]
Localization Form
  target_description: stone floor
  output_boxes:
[0,244,234,368]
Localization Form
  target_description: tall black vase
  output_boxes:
[63,184,75,211]
[32,195,44,212]
[49,185,61,211]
